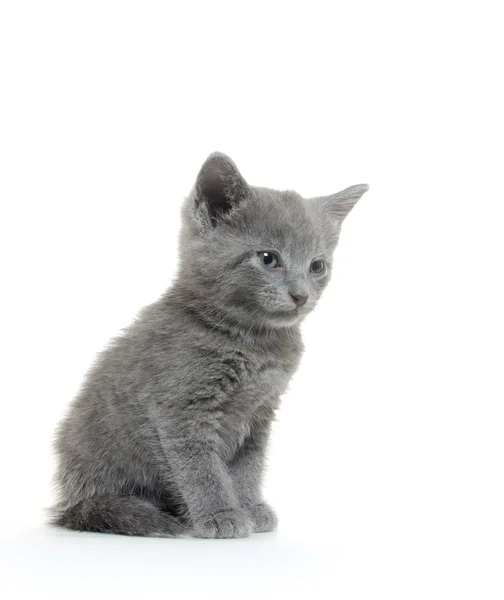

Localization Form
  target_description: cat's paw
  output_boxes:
[248,502,278,533]
[192,508,253,539]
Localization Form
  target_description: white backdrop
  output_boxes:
[1,1,503,598]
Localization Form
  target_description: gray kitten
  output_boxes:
[51,153,368,538]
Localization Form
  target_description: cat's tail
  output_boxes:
[50,496,187,537]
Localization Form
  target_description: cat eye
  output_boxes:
[258,251,280,268]
[310,259,325,274]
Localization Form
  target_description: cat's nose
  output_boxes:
[290,292,308,307]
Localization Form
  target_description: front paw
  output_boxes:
[192,508,253,539]
[248,503,278,533]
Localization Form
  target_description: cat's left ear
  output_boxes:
[320,184,369,222]
[194,152,250,227]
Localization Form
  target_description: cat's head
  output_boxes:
[179,152,368,330]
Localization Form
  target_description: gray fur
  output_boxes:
[51,152,368,538]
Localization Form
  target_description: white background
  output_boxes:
[1,1,503,598]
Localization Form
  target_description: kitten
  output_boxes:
[51,153,368,538]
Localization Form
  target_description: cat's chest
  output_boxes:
[218,355,297,457]
[237,363,289,408]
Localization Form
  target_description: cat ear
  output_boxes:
[320,184,369,222]
[194,152,250,226]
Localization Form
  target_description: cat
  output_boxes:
[51,152,368,538]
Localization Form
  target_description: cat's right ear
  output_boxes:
[193,152,250,227]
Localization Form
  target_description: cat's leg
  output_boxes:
[159,434,253,539]
[51,495,187,537]
[228,419,278,533]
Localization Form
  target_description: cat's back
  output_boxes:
[61,293,303,437]
[58,293,303,434]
